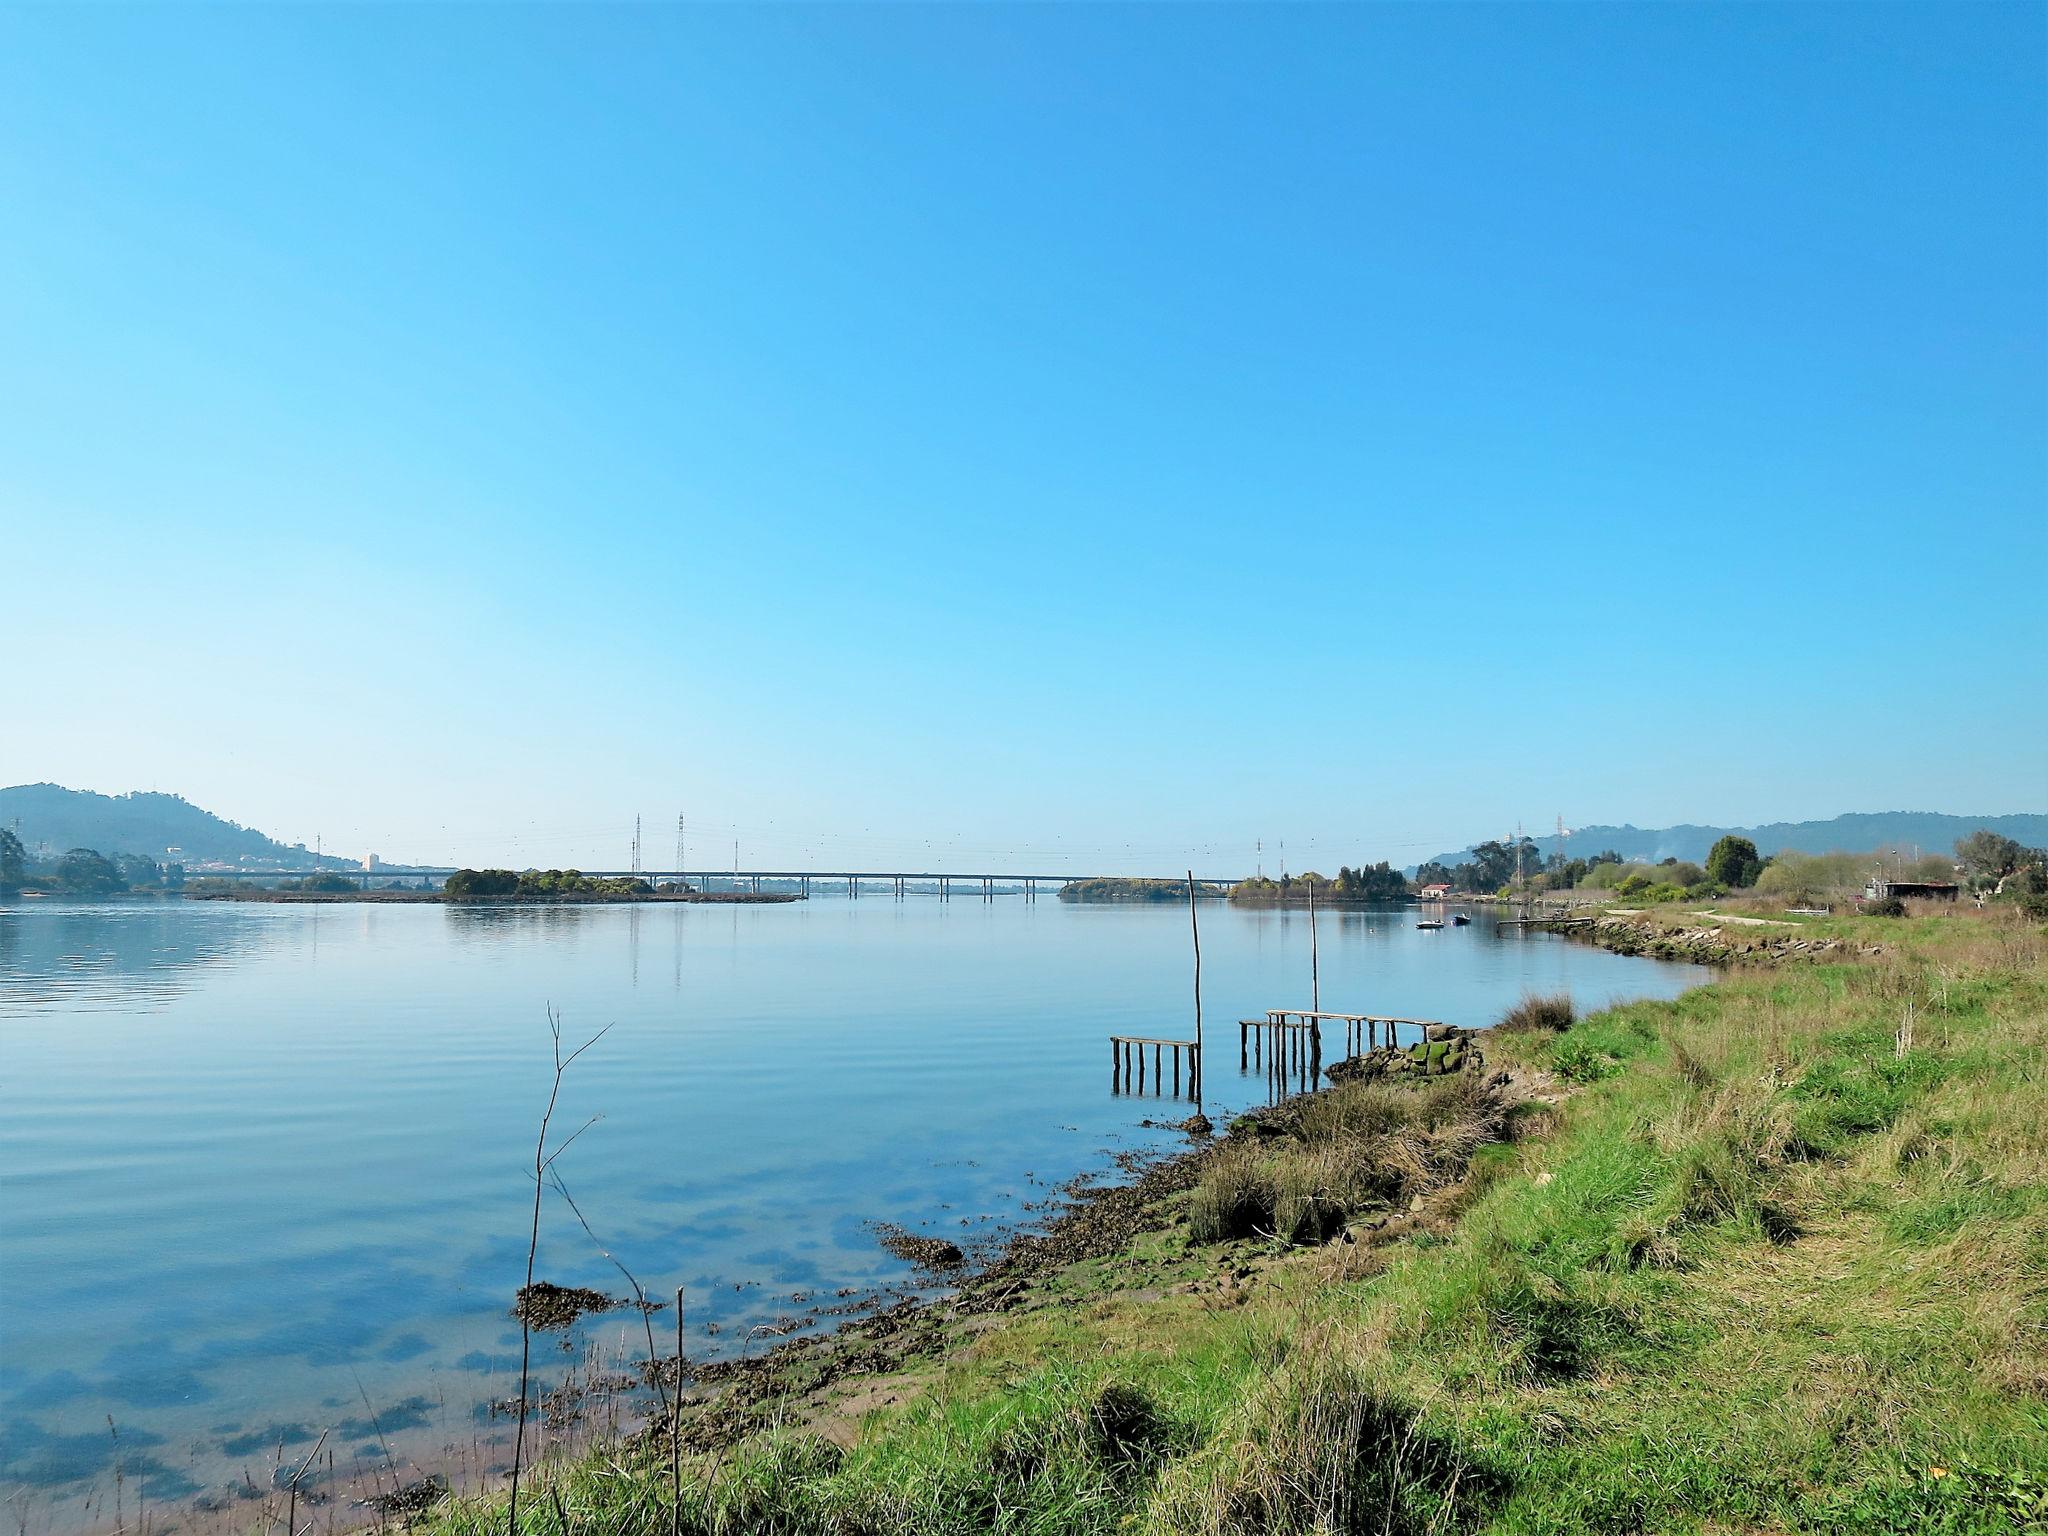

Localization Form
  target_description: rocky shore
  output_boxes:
[1582,911,1885,965]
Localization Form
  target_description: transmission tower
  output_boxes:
[674,814,686,880]
[1556,813,1569,875]
[631,815,642,877]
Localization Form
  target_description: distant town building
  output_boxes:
[362,853,381,871]
[1419,882,1453,900]
[1864,877,1959,903]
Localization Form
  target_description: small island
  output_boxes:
[1228,863,1412,905]
[1056,877,1227,903]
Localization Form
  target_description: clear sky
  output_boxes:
[3,3,2043,873]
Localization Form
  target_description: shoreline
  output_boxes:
[182,889,802,905]
[416,905,2045,1535]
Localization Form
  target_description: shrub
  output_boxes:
[1551,1036,1622,1083]
[444,868,520,898]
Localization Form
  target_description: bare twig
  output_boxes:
[511,1008,610,1536]
[670,1288,684,1536]
[350,1371,400,1493]
[283,1428,329,1536]
[546,1169,667,1414]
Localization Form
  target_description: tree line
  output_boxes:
[0,827,184,896]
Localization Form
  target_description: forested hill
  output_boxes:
[0,783,335,866]
[1420,810,2048,874]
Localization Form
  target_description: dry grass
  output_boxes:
[1189,1077,1504,1245]
[1491,991,1575,1034]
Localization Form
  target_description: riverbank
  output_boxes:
[414,904,2046,1535]
[1573,903,1897,965]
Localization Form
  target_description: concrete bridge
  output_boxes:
[196,868,1248,900]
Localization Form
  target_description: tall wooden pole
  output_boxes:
[1309,881,1320,1015]
[1187,870,1204,1112]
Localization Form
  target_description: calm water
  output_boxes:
[0,897,1703,1528]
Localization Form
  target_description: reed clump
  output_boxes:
[1187,1075,1503,1245]
[1492,990,1576,1034]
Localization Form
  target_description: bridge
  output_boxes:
[191,868,1249,900]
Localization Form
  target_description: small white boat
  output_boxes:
[1416,918,1444,930]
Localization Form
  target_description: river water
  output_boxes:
[0,896,1703,1529]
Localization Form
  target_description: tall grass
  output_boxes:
[1188,1076,1501,1245]
[1491,991,1575,1034]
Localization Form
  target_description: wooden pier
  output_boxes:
[1235,1013,1333,1098]
[1242,1010,1442,1062]
[1110,1035,1202,1099]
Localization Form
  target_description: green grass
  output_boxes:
[422,908,2048,1536]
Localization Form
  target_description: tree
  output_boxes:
[1332,862,1409,901]
[1413,861,1455,888]
[1465,838,1543,891]
[1956,830,2023,884]
[0,827,23,893]
[55,848,126,895]
[444,868,520,898]
[1706,835,1764,889]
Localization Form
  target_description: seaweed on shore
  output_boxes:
[869,1223,967,1275]
[512,1282,625,1331]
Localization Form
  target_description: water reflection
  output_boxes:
[0,901,271,1014]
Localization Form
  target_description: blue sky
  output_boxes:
[3,3,2042,872]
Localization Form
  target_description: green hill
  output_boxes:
[0,783,341,868]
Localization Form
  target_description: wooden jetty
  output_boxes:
[1110,1035,1202,1099]
[1246,1009,1442,1062]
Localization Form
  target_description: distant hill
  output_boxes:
[1419,811,2048,874]
[0,783,350,869]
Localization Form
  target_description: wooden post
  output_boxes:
[1309,883,1320,1015]
[1172,1045,1181,1095]
[1186,870,1204,1115]
[1240,1019,1248,1069]
[1153,1043,1162,1090]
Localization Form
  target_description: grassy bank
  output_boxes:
[426,907,2047,1535]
